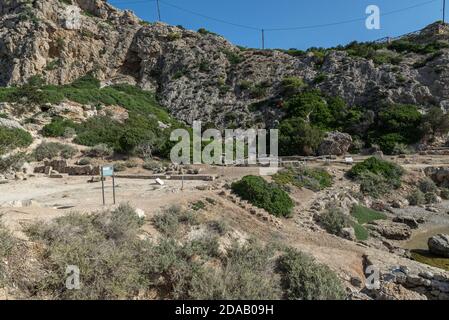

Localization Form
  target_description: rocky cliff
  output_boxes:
[2,0,449,127]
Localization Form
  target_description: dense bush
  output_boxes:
[425,192,439,204]
[421,107,449,137]
[0,222,17,262]
[42,117,77,137]
[277,249,346,300]
[372,104,423,153]
[419,178,438,193]
[273,167,333,191]
[319,207,347,235]
[278,118,324,156]
[231,175,294,217]
[25,204,146,299]
[348,157,404,189]
[0,153,28,173]
[440,189,449,200]
[0,127,33,155]
[34,142,77,161]
[2,204,347,300]
[0,76,180,158]
[83,143,113,158]
[357,171,391,198]
[408,189,425,206]
[280,77,305,96]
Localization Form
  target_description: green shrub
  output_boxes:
[319,207,347,235]
[238,80,253,91]
[273,167,333,191]
[281,77,305,96]
[419,178,438,193]
[25,203,145,299]
[0,127,33,155]
[166,32,182,41]
[408,189,425,206]
[60,144,77,159]
[374,104,423,154]
[249,82,269,99]
[0,221,21,288]
[348,157,404,189]
[33,142,77,161]
[5,203,348,300]
[425,192,439,204]
[208,220,228,236]
[1,76,180,159]
[84,143,113,158]
[77,158,91,165]
[142,159,163,171]
[377,133,407,155]
[0,153,28,173]
[114,162,126,172]
[222,49,244,65]
[351,205,386,225]
[391,143,411,155]
[440,189,449,200]
[231,175,294,217]
[357,171,391,198]
[191,200,206,211]
[42,117,77,137]
[277,249,346,300]
[278,118,324,156]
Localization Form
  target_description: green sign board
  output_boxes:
[101,165,114,177]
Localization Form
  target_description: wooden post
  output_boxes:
[101,169,105,206]
[112,168,116,205]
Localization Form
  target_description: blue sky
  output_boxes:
[107,0,444,49]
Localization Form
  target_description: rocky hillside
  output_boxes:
[2,0,449,128]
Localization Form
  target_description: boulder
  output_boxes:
[367,220,412,240]
[341,227,356,241]
[392,216,420,229]
[0,117,25,130]
[317,131,352,156]
[424,167,449,187]
[428,234,449,258]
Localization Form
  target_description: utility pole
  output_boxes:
[443,0,446,24]
[157,0,162,21]
[261,29,265,49]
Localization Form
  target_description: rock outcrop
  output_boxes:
[317,131,353,156]
[428,234,449,258]
[367,220,412,240]
[424,167,449,187]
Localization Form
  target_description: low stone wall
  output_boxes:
[34,160,100,176]
[115,174,216,181]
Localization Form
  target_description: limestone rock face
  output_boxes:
[3,2,449,129]
[317,131,353,156]
[428,234,449,258]
[424,167,449,187]
[367,220,412,240]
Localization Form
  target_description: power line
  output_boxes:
[108,0,441,48]
[158,0,260,30]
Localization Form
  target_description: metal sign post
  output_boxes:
[101,165,115,205]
